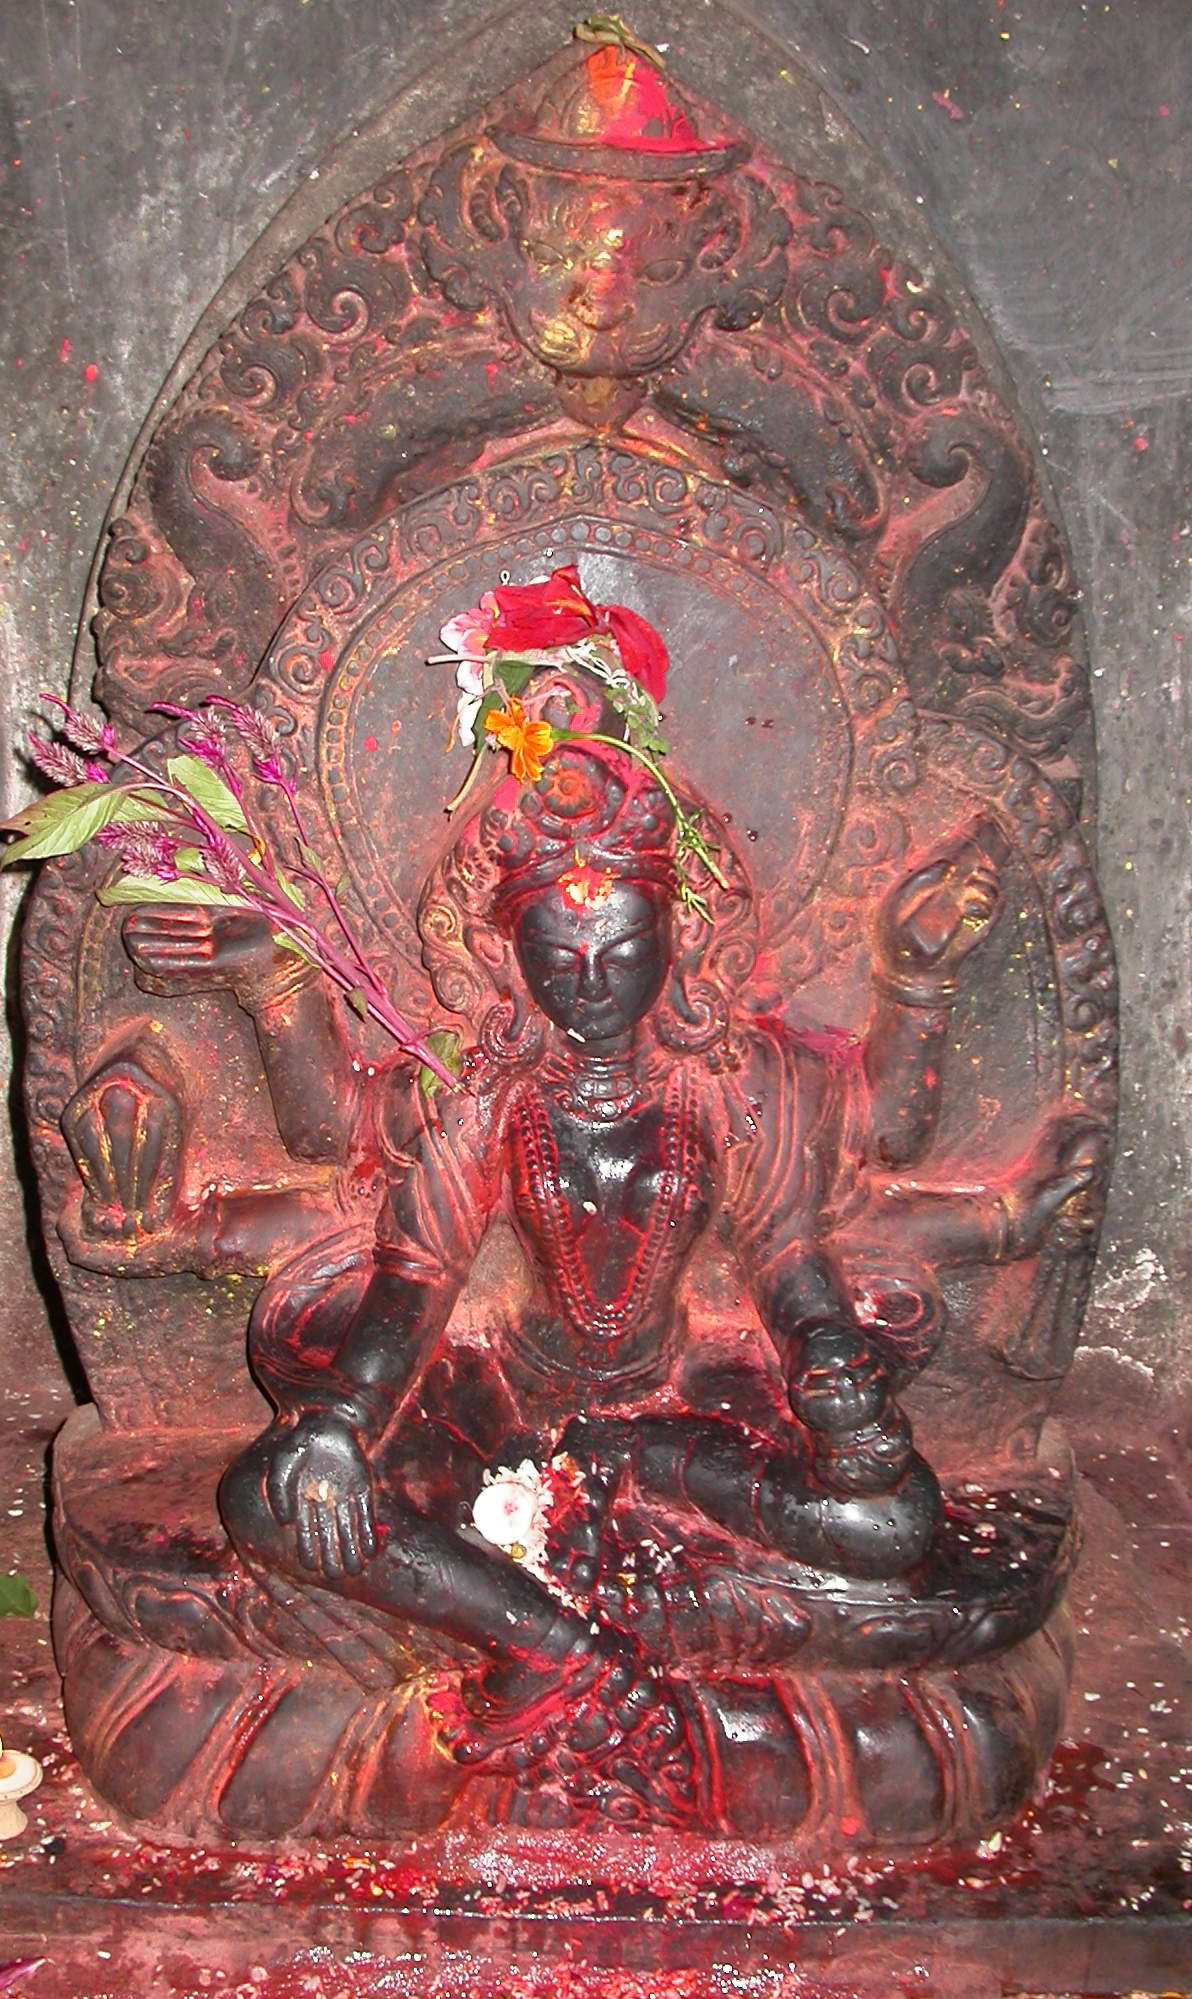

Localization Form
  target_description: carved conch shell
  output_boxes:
[61,1049,184,1239]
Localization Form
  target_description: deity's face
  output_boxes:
[511,880,670,1047]
[503,176,728,379]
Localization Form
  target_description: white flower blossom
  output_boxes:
[472,1459,549,1572]
[454,658,488,749]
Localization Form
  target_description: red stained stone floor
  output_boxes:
[0,1358,1190,1998]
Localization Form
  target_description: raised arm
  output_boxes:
[123,906,360,1164]
[865,825,1008,1168]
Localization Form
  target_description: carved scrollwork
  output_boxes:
[693,481,783,568]
[85,46,1094,797]
[217,277,318,411]
[784,176,979,412]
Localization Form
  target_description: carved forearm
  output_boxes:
[751,1248,856,1367]
[849,1181,1016,1267]
[246,959,360,1165]
[315,1266,455,1443]
[864,977,954,1168]
[749,1246,915,1494]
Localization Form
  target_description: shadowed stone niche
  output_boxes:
[24,25,1116,1854]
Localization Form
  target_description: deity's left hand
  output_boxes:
[1004,1109,1109,1257]
[877,824,1010,997]
[264,1412,377,1582]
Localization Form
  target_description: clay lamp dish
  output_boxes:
[0,1738,43,1839]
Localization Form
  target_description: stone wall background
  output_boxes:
[2,0,1189,1422]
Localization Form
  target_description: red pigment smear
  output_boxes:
[1159,104,1170,116]
[82,362,98,383]
[57,337,70,363]
[1134,436,1149,451]
[932,90,965,121]
[319,649,334,671]
[363,735,378,751]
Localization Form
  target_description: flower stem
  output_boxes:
[561,731,730,891]
[112,754,458,1089]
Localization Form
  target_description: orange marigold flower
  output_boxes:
[484,699,555,785]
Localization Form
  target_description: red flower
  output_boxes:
[599,602,668,704]
[481,565,668,703]
[487,567,597,653]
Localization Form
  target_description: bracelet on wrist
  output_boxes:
[872,967,957,1009]
[990,1191,1019,1263]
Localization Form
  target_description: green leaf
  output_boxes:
[271,931,320,969]
[1,779,106,837]
[172,846,205,874]
[297,842,322,872]
[0,1572,36,1618]
[96,875,244,908]
[476,689,505,734]
[1,783,167,866]
[418,1028,463,1101]
[277,873,305,910]
[492,657,535,695]
[167,756,248,834]
[347,986,370,1019]
[335,873,352,903]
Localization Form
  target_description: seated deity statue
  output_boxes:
[20,37,1117,1849]
[109,589,1101,1828]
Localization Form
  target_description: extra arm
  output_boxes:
[836,1109,1109,1270]
[864,982,954,1170]
[245,956,360,1165]
[122,907,360,1165]
[864,825,1009,1168]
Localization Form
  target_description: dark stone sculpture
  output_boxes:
[25,31,1116,1847]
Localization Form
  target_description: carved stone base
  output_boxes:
[52,1569,1072,1845]
[52,1407,1073,1846]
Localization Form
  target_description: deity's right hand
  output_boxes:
[263,1412,378,1581]
[122,906,289,1004]
[876,824,1009,999]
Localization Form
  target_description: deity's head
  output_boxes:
[490,723,676,1049]
[418,660,752,1063]
[510,878,668,1049]
[419,45,785,383]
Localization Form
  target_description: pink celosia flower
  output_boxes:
[27,735,96,787]
[40,695,117,758]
